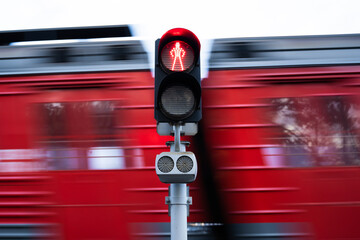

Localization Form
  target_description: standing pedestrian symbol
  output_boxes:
[170,42,186,71]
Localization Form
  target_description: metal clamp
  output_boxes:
[166,186,192,217]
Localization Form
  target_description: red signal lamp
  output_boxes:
[158,28,200,72]
[160,41,194,72]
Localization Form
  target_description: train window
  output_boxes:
[42,103,67,137]
[90,101,116,138]
[110,45,130,60]
[39,100,127,170]
[264,96,360,167]
[227,42,252,58]
[51,47,70,63]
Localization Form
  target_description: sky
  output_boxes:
[1,0,360,76]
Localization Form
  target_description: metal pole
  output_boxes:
[173,124,181,152]
[169,184,188,240]
[170,124,188,240]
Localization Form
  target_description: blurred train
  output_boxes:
[0,25,360,240]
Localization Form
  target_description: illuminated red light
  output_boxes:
[160,40,194,72]
[171,42,185,71]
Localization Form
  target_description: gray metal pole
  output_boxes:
[170,184,188,240]
[170,124,188,240]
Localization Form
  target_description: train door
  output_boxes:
[31,87,133,240]
[0,89,58,239]
[33,89,124,171]
[245,67,360,239]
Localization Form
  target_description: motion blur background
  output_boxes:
[1,1,360,240]
[2,0,360,76]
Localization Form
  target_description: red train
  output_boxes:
[0,26,360,239]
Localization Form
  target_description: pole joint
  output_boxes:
[166,186,192,217]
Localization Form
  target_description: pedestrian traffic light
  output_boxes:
[154,28,201,127]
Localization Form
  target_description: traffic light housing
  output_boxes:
[154,28,201,125]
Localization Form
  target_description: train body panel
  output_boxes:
[0,27,360,239]
[204,34,360,238]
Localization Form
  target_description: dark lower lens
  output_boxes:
[160,84,195,120]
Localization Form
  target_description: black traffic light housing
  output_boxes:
[154,28,201,124]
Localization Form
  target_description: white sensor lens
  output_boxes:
[176,156,194,173]
[158,156,174,173]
